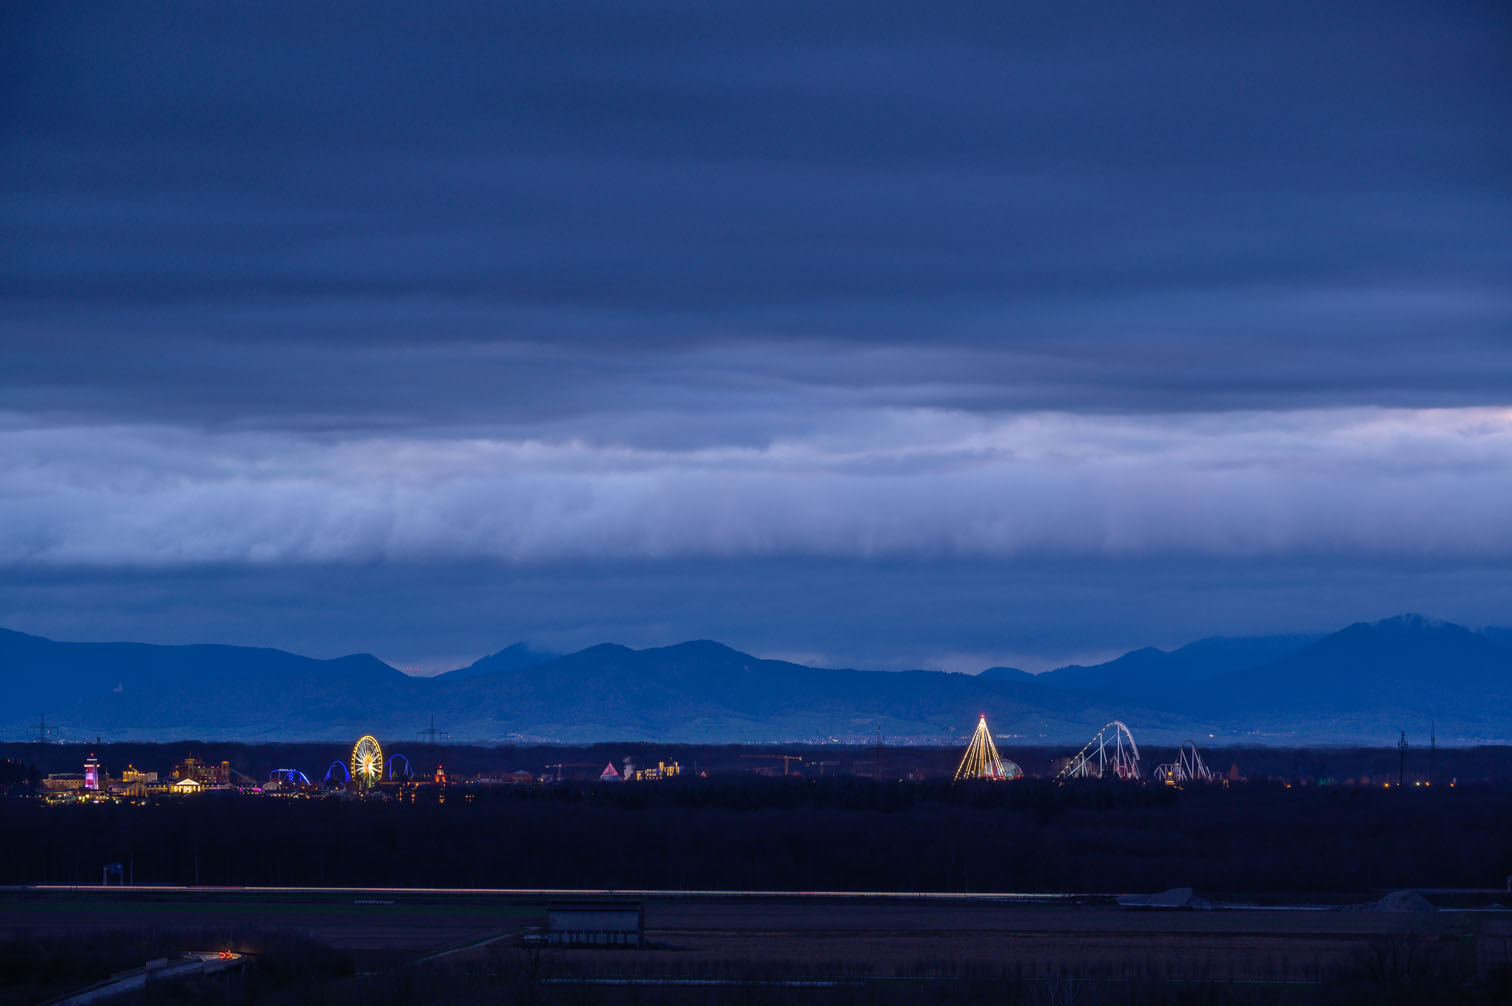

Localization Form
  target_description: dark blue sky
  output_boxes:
[2,2,1509,673]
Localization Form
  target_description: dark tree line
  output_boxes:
[4,778,1510,894]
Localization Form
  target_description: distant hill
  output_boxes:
[977,666,1034,683]
[438,642,559,680]
[0,630,1156,745]
[1482,626,1512,651]
[0,628,413,741]
[418,640,1159,745]
[2,615,1508,745]
[1182,615,1512,741]
[1035,634,1323,694]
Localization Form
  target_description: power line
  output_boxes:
[417,714,450,745]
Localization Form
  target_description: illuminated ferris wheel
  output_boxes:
[351,735,384,789]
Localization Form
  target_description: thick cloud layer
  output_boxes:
[4,1,1509,431]
[1,2,1509,667]
[1,408,1510,567]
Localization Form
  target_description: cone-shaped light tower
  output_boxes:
[955,714,1012,781]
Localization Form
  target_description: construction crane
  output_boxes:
[544,762,602,782]
[740,754,804,776]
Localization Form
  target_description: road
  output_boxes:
[45,952,243,1006]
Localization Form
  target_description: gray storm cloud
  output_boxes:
[2,2,1509,666]
[3,407,1508,567]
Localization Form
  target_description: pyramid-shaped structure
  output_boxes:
[954,714,1021,781]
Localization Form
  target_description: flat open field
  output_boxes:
[4,886,1509,984]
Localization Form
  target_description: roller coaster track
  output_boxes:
[1153,740,1215,786]
[1055,721,1140,781]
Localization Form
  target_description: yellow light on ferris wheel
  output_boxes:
[351,735,384,789]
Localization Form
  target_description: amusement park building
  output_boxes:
[170,755,230,786]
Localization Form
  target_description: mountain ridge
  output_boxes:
[1032,634,1326,693]
[2,615,1508,745]
[1184,614,1512,731]
[440,642,560,680]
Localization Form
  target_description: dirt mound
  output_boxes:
[1348,890,1436,912]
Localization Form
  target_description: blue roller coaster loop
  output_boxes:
[385,754,413,780]
[269,768,312,786]
[323,760,350,785]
